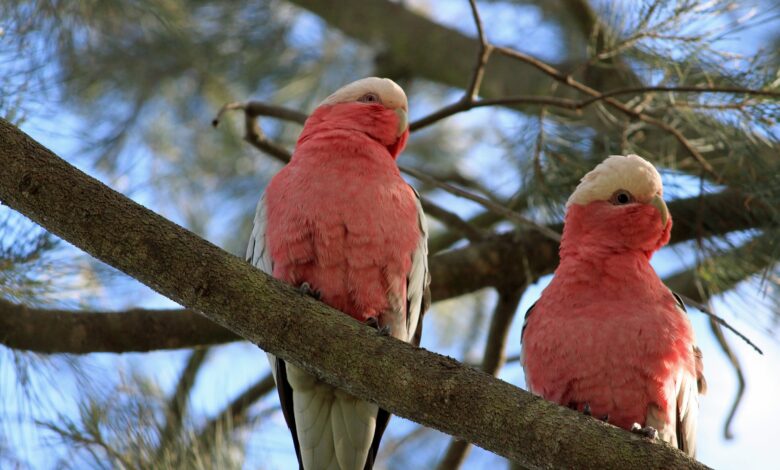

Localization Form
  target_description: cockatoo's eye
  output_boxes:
[610,189,634,205]
[358,93,381,104]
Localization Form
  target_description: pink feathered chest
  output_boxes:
[522,258,696,429]
[264,151,420,321]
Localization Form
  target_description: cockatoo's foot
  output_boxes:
[631,423,659,440]
[583,403,592,416]
[365,317,391,336]
[600,414,609,423]
[298,282,321,300]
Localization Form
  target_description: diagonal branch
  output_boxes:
[436,287,524,470]
[463,0,492,101]
[0,117,708,469]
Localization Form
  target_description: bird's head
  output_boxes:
[562,154,671,257]
[301,77,409,159]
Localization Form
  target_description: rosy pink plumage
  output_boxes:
[266,102,418,323]
[247,77,429,470]
[521,154,705,456]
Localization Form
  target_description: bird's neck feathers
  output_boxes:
[296,103,408,161]
[559,202,671,266]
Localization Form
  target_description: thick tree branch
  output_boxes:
[0,118,708,469]
[436,287,524,470]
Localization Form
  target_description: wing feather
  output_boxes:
[405,187,430,345]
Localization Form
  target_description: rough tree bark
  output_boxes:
[0,120,708,469]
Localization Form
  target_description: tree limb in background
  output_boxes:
[0,298,238,353]
[0,118,708,469]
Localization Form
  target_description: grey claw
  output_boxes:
[631,423,658,440]
[601,414,609,423]
[583,403,591,416]
[365,317,391,336]
[298,282,321,300]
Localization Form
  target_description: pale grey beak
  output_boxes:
[651,194,669,226]
[394,108,408,136]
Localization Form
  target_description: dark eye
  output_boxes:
[358,93,380,104]
[610,190,634,205]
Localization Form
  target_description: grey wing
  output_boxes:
[406,187,430,346]
[246,194,273,274]
[246,197,305,467]
[519,301,537,390]
[648,293,706,457]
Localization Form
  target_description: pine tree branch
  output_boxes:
[287,0,776,183]
[0,118,708,469]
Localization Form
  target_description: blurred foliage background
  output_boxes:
[1,0,779,468]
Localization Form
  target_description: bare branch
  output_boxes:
[578,86,780,107]
[0,298,238,353]
[419,196,485,243]
[463,0,493,102]
[401,165,561,242]
[709,315,746,440]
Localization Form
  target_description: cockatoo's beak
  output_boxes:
[651,194,669,226]
[395,108,408,137]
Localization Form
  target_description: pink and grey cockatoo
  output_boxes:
[245,77,430,470]
[521,154,706,456]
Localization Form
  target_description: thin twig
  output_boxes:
[410,96,579,132]
[463,0,493,102]
[578,85,780,107]
[212,101,307,127]
[493,45,722,182]
[420,196,485,243]
[707,316,745,440]
[401,165,561,242]
[212,102,293,163]
[675,293,763,355]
